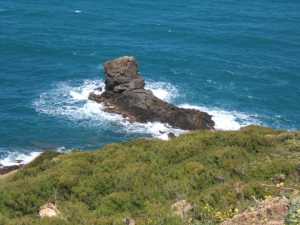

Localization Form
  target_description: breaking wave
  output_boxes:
[0,151,41,167]
[34,79,260,140]
[145,81,179,102]
[179,104,260,130]
[34,79,185,140]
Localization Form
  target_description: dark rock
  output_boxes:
[272,174,286,183]
[94,87,103,92]
[89,56,215,130]
[168,132,176,139]
[0,165,22,175]
[104,56,144,92]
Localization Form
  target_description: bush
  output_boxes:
[0,126,299,224]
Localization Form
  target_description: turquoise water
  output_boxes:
[1,0,300,164]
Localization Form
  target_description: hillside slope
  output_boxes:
[0,126,299,225]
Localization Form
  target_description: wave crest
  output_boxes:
[180,104,260,130]
[34,79,260,140]
[34,79,185,139]
[0,151,41,167]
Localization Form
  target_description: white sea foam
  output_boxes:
[0,151,41,167]
[34,80,112,122]
[74,10,82,14]
[9,80,252,167]
[34,79,184,139]
[34,79,260,140]
[122,121,186,140]
[180,104,259,130]
[69,80,104,100]
[145,81,179,102]
[0,146,73,167]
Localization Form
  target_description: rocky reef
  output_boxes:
[89,56,214,130]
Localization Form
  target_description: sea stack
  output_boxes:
[89,56,215,130]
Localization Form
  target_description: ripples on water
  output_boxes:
[1,0,300,164]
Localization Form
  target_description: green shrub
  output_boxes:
[0,126,299,224]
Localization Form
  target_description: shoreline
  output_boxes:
[0,164,22,177]
[0,126,299,224]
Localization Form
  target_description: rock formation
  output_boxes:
[123,218,136,225]
[0,164,22,175]
[39,202,60,218]
[221,197,290,225]
[171,199,193,219]
[89,56,214,130]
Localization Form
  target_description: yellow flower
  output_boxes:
[275,182,284,188]
[215,211,222,217]
[264,195,272,199]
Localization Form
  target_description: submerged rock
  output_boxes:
[89,56,214,130]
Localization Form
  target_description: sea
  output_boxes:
[1,0,300,166]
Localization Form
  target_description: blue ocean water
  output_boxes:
[1,0,300,164]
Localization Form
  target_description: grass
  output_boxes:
[0,126,299,225]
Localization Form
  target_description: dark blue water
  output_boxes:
[1,0,300,163]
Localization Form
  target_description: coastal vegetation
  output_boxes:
[0,126,299,224]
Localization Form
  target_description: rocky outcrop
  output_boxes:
[285,194,300,224]
[0,165,22,175]
[123,218,136,225]
[39,202,60,218]
[89,56,214,130]
[221,197,290,225]
[171,200,193,219]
